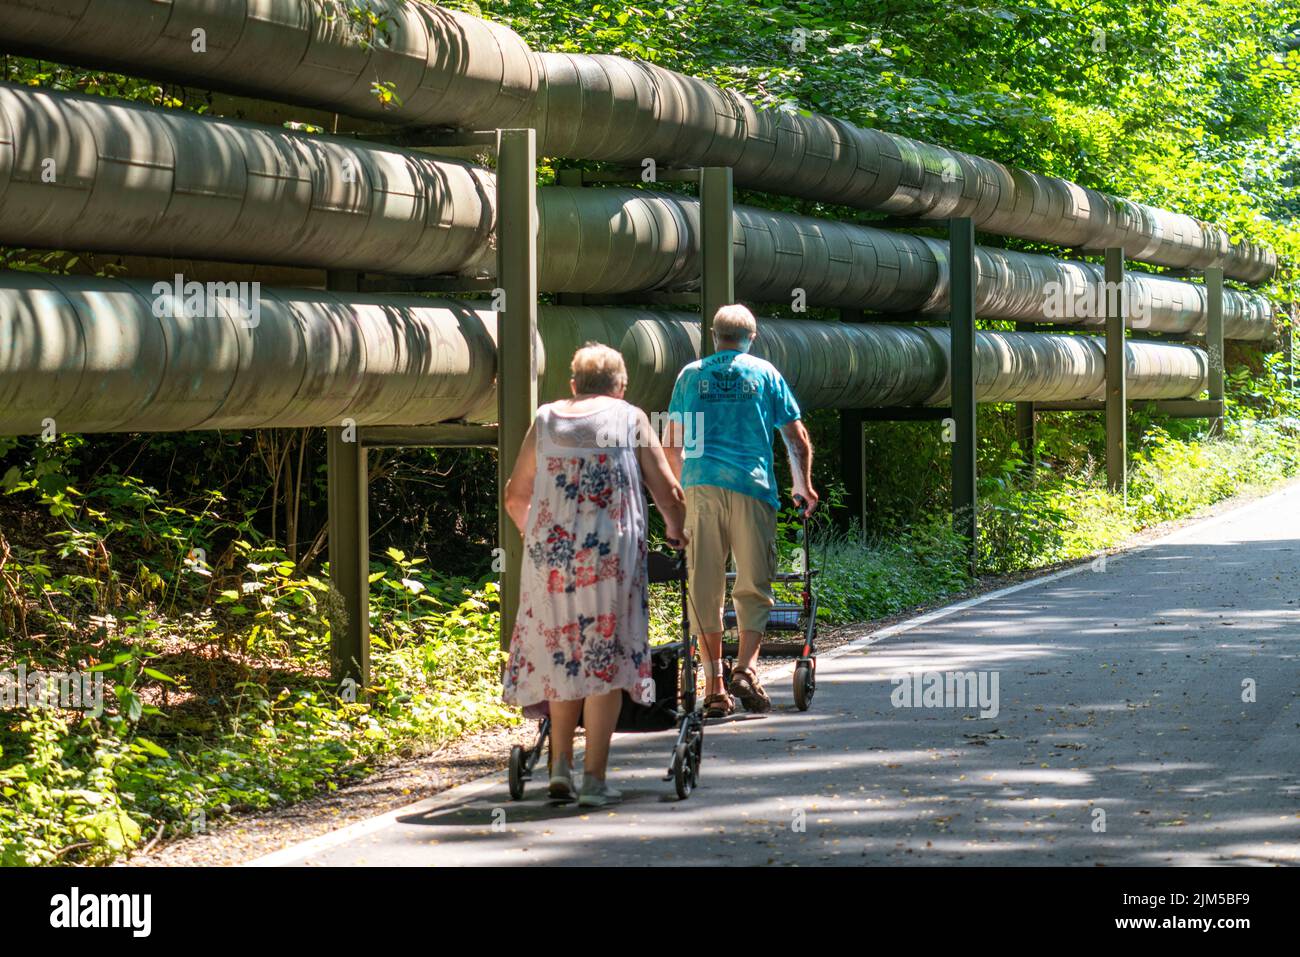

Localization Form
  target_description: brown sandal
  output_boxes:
[703,692,734,718]
[728,667,772,713]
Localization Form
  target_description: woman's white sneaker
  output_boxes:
[549,755,575,802]
[578,777,623,807]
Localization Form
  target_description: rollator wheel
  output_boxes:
[508,745,526,801]
[673,743,695,799]
[793,661,815,712]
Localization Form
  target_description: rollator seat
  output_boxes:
[723,604,804,632]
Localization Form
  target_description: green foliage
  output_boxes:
[0,710,142,866]
[806,517,975,623]
[0,447,512,864]
[976,419,1300,573]
[1226,349,1300,421]
[462,0,1300,300]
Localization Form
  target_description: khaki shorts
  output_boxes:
[684,485,778,635]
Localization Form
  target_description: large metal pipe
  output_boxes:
[0,83,497,277]
[0,0,538,131]
[540,307,1208,409]
[0,272,500,433]
[541,187,1273,339]
[0,0,1275,282]
[528,52,1277,283]
[0,274,1207,436]
[0,85,1273,340]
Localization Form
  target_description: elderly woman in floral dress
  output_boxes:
[502,343,687,807]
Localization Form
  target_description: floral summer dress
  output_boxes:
[502,399,653,717]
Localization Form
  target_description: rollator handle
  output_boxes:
[792,493,817,518]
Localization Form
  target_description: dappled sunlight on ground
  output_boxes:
[269,488,1300,867]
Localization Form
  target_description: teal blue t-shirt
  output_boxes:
[668,349,802,509]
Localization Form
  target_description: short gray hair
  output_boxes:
[712,304,757,344]
[570,342,628,396]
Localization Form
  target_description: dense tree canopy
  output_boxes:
[456,0,1299,296]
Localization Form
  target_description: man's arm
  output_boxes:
[779,419,817,517]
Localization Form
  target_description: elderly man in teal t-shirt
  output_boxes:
[665,304,818,716]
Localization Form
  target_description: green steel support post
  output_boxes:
[700,167,734,356]
[1285,303,1296,395]
[839,308,867,533]
[555,168,586,307]
[949,218,978,574]
[1287,305,1295,395]
[325,269,369,687]
[358,425,499,449]
[327,428,369,687]
[1105,248,1127,500]
[839,409,866,534]
[496,129,538,650]
[1013,322,1037,475]
[1205,266,1225,438]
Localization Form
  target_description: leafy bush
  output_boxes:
[0,444,513,864]
[806,517,974,623]
[976,419,1300,573]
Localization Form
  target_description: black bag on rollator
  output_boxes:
[613,641,683,732]
[576,640,681,733]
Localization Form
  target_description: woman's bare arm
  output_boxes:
[504,420,538,534]
[636,410,688,544]
[663,418,684,482]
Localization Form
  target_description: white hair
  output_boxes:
[711,304,757,345]
[570,342,628,395]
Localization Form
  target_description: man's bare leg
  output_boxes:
[700,630,725,695]
[735,628,763,675]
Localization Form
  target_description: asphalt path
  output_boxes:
[254,483,1300,866]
